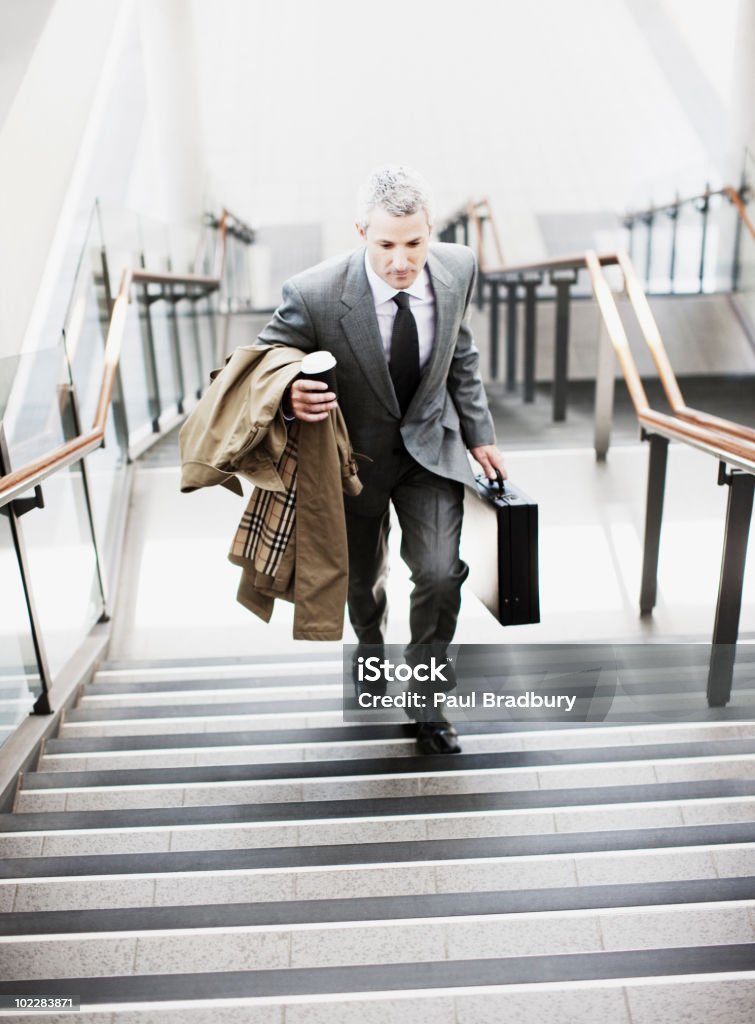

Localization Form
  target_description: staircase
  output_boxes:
[1,653,755,1021]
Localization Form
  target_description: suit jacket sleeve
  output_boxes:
[256,279,319,353]
[447,253,497,449]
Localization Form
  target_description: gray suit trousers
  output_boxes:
[344,447,469,663]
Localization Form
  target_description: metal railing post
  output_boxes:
[642,211,654,286]
[522,272,542,403]
[488,278,500,380]
[697,185,710,293]
[667,198,679,293]
[57,382,110,623]
[593,314,615,461]
[550,269,578,421]
[137,279,162,432]
[475,215,487,310]
[707,465,754,707]
[639,432,670,615]
[503,274,519,393]
[0,427,54,714]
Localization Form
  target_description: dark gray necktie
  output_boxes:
[389,291,420,415]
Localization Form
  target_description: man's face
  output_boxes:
[357,207,431,289]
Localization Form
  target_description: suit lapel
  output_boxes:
[340,250,400,416]
[405,249,456,415]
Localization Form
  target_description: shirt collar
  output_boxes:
[363,248,430,305]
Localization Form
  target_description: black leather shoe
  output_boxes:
[416,721,462,755]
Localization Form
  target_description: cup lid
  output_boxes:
[301,350,336,373]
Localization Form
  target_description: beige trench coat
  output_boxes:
[179,344,362,640]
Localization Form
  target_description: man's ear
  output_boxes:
[356,221,367,241]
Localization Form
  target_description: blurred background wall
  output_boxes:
[1,0,753,356]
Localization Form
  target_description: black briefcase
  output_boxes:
[462,471,540,626]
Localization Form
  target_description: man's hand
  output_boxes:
[470,444,507,482]
[288,379,338,422]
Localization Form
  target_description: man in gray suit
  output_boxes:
[259,166,506,754]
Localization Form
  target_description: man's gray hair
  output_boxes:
[357,165,434,229]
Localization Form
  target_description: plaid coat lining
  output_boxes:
[229,422,299,580]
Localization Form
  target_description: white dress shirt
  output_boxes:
[363,249,436,370]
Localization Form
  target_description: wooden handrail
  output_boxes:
[466,197,504,271]
[585,249,755,473]
[625,186,733,222]
[484,251,619,278]
[132,268,219,289]
[616,249,755,445]
[0,209,237,508]
[484,244,754,452]
[723,185,755,240]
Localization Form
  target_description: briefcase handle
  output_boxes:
[491,468,506,494]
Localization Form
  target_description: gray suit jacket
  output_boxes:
[257,242,496,509]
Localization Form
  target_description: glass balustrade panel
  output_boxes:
[2,341,71,469]
[62,233,129,572]
[1,341,103,679]
[98,205,141,299]
[17,457,103,678]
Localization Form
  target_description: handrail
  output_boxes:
[132,268,220,289]
[484,251,618,278]
[623,185,745,224]
[0,208,237,510]
[723,185,755,240]
[480,245,755,450]
[616,249,755,444]
[622,186,753,232]
[466,197,504,271]
[585,249,755,473]
[440,198,505,272]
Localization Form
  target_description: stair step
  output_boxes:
[94,658,342,684]
[3,875,753,935]
[0,944,753,1002]
[13,752,755,814]
[0,977,753,1023]
[80,682,342,706]
[57,710,352,737]
[80,674,754,702]
[35,721,755,772]
[55,700,755,739]
[64,680,755,719]
[4,778,753,833]
[3,902,755,980]
[3,821,755,881]
[39,717,755,762]
[64,697,347,721]
[45,721,424,753]
[4,796,754,859]
[98,655,340,671]
[24,734,755,787]
[3,842,748,913]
